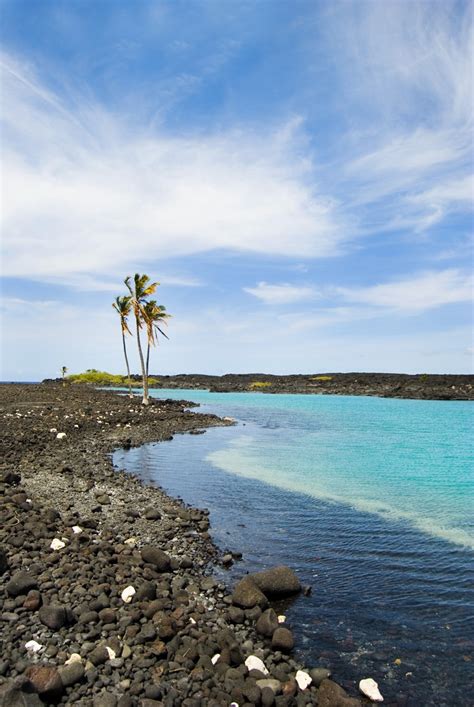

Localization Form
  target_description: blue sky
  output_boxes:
[1,0,472,380]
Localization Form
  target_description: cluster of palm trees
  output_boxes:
[113,273,170,405]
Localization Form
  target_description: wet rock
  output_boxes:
[310,667,331,686]
[318,679,362,706]
[272,627,294,652]
[6,572,37,597]
[249,565,301,597]
[256,608,279,637]
[141,546,171,572]
[232,577,269,609]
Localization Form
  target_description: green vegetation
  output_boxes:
[310,375,333,381]
[249,381,272,390]
[419,373,429,382]
[67,370,159,387]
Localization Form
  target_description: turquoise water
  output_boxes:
[153,389,474,549]
[115,389,474,703]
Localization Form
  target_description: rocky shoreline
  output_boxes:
[0,383,367,707]
[143,372,474,401]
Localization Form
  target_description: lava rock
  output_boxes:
[256,608,279,637]
[271,627,294,652]
[6,572,37,598]
[249,566,301,597]
[24,666,63,699]
[318,679,362,707]
[38,604,69,630]
[232,577,269,609]
[141,546,171,572]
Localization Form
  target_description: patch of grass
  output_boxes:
[249,381,272,390]
[310,375,333,382]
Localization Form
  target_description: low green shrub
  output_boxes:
[249,381,272,389]
[67,369,159,387]
[311,375,333,382]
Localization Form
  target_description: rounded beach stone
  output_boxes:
[232,577,268,609]
[38,604,68,630]
[6,572,37,597]
[318,679,362,706]
[256,608,279,637]
[140,546,171,572]
[25,665,63,698]
[309,667,331,686]
[58,661,85,687]
[271,627,294,653]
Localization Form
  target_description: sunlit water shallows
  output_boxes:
[114,390,474,706]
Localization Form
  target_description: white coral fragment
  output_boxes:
[295,670,312,690]
[359,678,384,702]
[121,585,136,603]
[50,538,66,550]
[56,432,67,439]
[245,656,269,675]
[25,640,43,653]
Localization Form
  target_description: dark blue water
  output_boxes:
[113,390,474,706]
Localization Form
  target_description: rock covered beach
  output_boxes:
[0,383,367,707]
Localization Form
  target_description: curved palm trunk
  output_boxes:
[121,331,133,398]
[135,315,149,405]
[146,342,150,381]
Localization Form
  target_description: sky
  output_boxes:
[0,0,473,380]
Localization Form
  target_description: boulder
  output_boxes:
[271,627,294,652]
[318,679,362,706]
[6,572,37,597]
[232,577,268,609]
[249,565,301,597]
[141,546,171,572]
[256,608,279,637]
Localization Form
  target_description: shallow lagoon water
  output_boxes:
[114,389,474,705]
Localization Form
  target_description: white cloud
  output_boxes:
[334,1,473,234]
[0,53,347,286]
[337,269,473,313]
[243,281,317,305]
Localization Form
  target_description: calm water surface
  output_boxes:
[113,390,474,706]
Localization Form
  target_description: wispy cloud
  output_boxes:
[243,281,317,305]
[332,0,473,235]
[1,53,347,288]
[336,269,473,313]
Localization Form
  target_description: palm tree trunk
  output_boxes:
[146,342,150,381]
[135,316,149,405]
[122,332,133,398]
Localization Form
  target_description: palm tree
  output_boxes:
[61,366,67,386]
[142,300,171,380]
[124,274,158,405]
[112,295,134,398]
